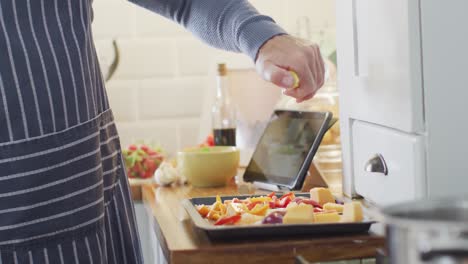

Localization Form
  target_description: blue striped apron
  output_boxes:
[0,0,143,263]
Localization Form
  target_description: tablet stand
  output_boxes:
[251,163,329,192]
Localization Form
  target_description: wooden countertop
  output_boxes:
[139,179,386,264]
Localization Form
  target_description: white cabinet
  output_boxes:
[338,0,424,133]
[338,0,468,204]
[352,121,425,205]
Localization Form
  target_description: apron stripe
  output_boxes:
[0,148,101,181]
[84,237,93,264]
[100,222,108,263]
[72,240,79,264]
[0,148,118,182]
[0,75,13,141]
[95,233,103,263]
[67,0,90,121]
[113,192,128,264]
[54,0,80,125]
[0,127,117,164]
[13,251,18,264]
[57,244,64,264]
[0,133,97,164]
[0,197,103,231]
[0,112,113,147]
[0,213,104,246]
[83,0,98,116]
[0,164,118,201]
[12,0,44,136]
[0,180,102,214]
[43,247,49,264]
[40,0,68,129]
[105,206,117,264]
[0,2,29,138]
[26,0,57,133]
[0,165,101,198]
[27,251,33,264]
[118,179,140,262]
[79,0,96,116]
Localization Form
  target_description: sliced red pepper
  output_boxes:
[267,192,276,198]
[214,214,241,225]
[231,198,241,203]
[300,199,323,209]
[268,196,278,209]
[313,207,323,213]
[278,196,292,208]
[268,201,276,209]
[247,201,262,210]
[279,192,295,200]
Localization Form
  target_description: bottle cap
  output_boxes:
[217,63,227,76]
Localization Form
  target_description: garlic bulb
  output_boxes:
[154,161,179,186]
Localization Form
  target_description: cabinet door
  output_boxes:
[352,121,425,206]
[337,0,424,133]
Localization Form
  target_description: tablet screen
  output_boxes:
[243,110,331,189]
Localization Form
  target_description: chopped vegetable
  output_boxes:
[214,214,241,226]
[248,204,269,216]
[262,212,285,224]
[279,192,295,200]
[278,196,293,208]
[197,188,362,226]
[299,199,323,209]
[250,196,272,203]
[247,201,262,210]
[196,205,210,217]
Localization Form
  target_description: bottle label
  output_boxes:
[213,128,236,146]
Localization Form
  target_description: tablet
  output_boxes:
[243,110,333,190]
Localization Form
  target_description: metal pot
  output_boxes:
[382,197,468,264]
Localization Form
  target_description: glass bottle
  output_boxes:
[211,63,236,146]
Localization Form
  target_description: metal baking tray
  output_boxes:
[182,193,376,240]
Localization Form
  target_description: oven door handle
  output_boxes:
[420,248,468,261]
[419,240,468,262]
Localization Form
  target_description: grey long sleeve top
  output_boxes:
[128,0,287,61]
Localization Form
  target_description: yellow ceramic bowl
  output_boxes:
[177,146,240,187]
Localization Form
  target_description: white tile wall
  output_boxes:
[114,39,177,79]
[92,0,136,39]
[138,77,208,119]
[92,0,336,155]
[106,80,139,122]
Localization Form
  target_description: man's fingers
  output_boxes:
[283,64,316,98]
[309,44,325,89]
[260,60,296,88]
[296,92,316,103]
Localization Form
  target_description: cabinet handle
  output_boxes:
[364,154,388,176]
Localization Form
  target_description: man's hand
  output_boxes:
[255,35,326,103]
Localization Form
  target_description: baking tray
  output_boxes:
[182,193,376,240]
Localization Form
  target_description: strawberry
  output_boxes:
[144,159,156,173]
[206,134,215,146]
[140,145,150,153]
[128,144,137,151]
[143,171,153,179]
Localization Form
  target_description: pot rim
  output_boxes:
[381,196,468,227]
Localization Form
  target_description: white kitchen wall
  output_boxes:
[92,0,336,155]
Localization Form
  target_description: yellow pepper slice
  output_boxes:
[248,204,269,216]
[249,196,272,203]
